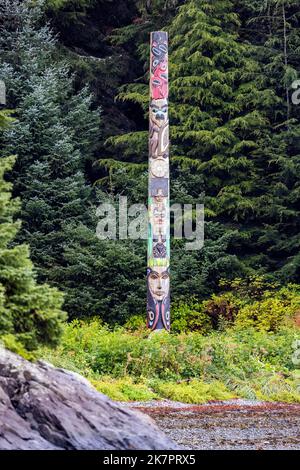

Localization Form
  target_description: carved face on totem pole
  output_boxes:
[150,179,168,198]
[148,266,169,301]
[147,267,170,331]
[154,188,165,203]
[150,99,168,128]
[153,201,166,228]
[149,99,169,178]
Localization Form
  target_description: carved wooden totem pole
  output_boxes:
[147,31,170,331]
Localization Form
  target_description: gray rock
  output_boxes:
[0,348,177,450]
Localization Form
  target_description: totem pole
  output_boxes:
[147,31,170,331]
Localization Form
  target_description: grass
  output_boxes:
[90,376,157,401]
[39,319,300,403]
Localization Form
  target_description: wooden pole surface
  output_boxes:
[147,31,170,331]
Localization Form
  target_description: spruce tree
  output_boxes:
[0,0,149,322]
[235,0,300,281]
[0,145,66,351]
[103,0,279,297]
[0,0,103,317]
[0,102,65,352]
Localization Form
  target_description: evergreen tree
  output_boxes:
[0,0,150,322]
[0,0,102,316]
[235,0,300,281]
[0,137,66,350]
[1,0,298,325]
[103,0,279,298]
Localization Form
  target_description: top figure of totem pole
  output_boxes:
[147,31,170,331]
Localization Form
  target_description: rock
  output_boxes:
[0,348,178,450]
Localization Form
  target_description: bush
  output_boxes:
[40,319,300,403]
[91,376,157,402]
[235,284,300,332]
[219,276,279,301]
[236,298,294,332]
[205,278,300,332]
[152,379,234,404]
[124,315,145,331]
[203,292,243,330]
[171,297,212,334]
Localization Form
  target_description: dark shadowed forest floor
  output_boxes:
[120,400,300,450]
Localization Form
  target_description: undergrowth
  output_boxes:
[40,319,300,403]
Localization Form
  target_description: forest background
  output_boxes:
[0,0,300,403]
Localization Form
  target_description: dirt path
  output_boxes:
[122,399,300,450]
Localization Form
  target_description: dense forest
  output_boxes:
[0,0,300,352]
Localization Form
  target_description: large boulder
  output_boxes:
[0,348,177,450]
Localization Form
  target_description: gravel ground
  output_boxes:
[118,400,300,450]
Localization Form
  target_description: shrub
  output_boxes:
[171,297,212,334]
[40,319,300,403]
[152,379,234,404]
[207,278,300,332]
[219,276,279,301]
[235,285,300,332]
[91,376,157,402]
[124,315,145,331]
[236,298,293,332]
[203,293,243,330]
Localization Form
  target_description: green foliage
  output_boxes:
[0,334,35,360]
[0,0,104,320]
[171,297,212,333]
[45,0,100,28]
[219,276,280,300]
[0,155,66,351]
[235,284,300,332]
[91,376,157,401]
[40,319,300,402]
[236,298,293,332]
[47,0,96,10]
[109,0,182,49]
[59,226,146,323]
[234,0,300,281]
[125,279,300,334]
[152,379,234,403]
[0,110,14,129]
[204,277,300,332]
[203,293,242,331]
[166,0,277,230]
[124,314,145,331]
